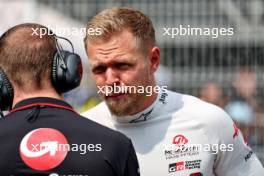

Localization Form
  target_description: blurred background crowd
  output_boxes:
[1,0,264,164]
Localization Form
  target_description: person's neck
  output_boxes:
[12,89,62,108]
[127,81,160,115]
[139,79,160,110]
[133,91,158,115]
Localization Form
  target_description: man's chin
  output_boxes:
[105,96,134,116]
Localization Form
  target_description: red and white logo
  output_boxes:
[176,161,185,171]
[19,128,68,171]
[173,134,188,146]
[168,161,185,173]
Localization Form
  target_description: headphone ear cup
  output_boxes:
[51,51,82,93]
[64,52,83,90]
[0,68,14,110]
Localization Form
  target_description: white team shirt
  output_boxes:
[82,90,264,176]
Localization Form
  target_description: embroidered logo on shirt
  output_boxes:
[129,108,154,123]
[173,134,189,146]
[159,91,168,104]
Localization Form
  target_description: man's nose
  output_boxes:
[105,69,120,86]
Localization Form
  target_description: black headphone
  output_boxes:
[0,36,83,111]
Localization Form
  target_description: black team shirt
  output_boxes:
[0,97,140,176]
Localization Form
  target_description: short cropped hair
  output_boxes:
[84,7,155,52]
[0,23,56,91]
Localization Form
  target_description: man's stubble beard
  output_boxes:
[103,78,151,116]
[105,92,144,116]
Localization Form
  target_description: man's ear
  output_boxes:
[149,46,160,73]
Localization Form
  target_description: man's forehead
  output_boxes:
[89,54,136,67]
[88,43,139,63]
[88,30,138,52]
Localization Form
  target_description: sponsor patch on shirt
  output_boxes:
[168,159,202,173]
[164,135,199,160]
[245,150,254,162]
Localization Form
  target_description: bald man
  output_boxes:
[0,23,139,176]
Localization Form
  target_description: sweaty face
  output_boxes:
[87,30,154,116]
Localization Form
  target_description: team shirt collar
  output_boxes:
[13,97,72,110]
[111,90,168,123]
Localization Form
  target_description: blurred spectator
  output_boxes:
[199,82,226,108]
[225,66,257,124]
[225,66,263,145]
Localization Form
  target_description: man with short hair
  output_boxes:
[83,7,264,175]
[0,23,139,176]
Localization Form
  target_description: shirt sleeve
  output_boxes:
[211,108,264,175]
[123,140,140,176]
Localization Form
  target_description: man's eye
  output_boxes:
[92,66,106,74]
[116,63,131,70]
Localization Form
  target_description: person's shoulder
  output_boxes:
[81,101,110,122]
[76,113,132,145]
[89,120,132,148]
[82,101,108,116]
[175,92,227,116]
[165,90,208,109]
[0,112,23,126]
[182,93,234,138]
[170,91,232,132]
